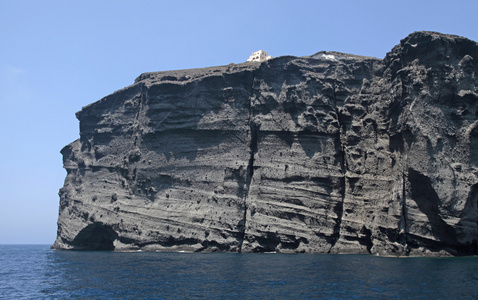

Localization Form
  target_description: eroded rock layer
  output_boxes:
[53,31,478,256]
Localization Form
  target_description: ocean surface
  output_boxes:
[1,245,478,299]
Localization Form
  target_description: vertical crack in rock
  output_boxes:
[239,73,258,252]
[133,83,146,147]
[240,122,258,252]
[400,170,409,249]
[330,107,347,251]
[123,82,147,191]
[246,123,259,191]
[328,61,348,251]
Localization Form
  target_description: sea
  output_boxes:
[1,245,478,299]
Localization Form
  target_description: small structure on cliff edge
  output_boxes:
[247,50,272,62]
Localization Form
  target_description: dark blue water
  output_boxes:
[1,245,478,299]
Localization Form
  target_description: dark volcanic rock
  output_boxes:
[52,31,478,256]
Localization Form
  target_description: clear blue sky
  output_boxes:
[1,0,477,244]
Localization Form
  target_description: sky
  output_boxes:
[1,0,477,244]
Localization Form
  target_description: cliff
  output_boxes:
[52,31,478,256]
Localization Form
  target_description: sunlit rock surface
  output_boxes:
[53,31,478,256]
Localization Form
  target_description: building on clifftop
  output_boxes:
[247,50,272,62]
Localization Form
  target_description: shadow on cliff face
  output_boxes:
[71,222,118,250]
[470,126,478,167]
[408,168,458,248]
[455,184,478,254]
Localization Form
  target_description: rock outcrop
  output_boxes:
[52,31,478,256]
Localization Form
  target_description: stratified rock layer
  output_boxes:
[53,31,478,256]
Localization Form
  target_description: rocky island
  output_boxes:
[52,31,478,256]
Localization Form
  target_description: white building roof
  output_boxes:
[247,50,272,62]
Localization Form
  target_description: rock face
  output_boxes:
[52,31,478,256]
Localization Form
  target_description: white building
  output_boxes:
[247,50,272,62]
